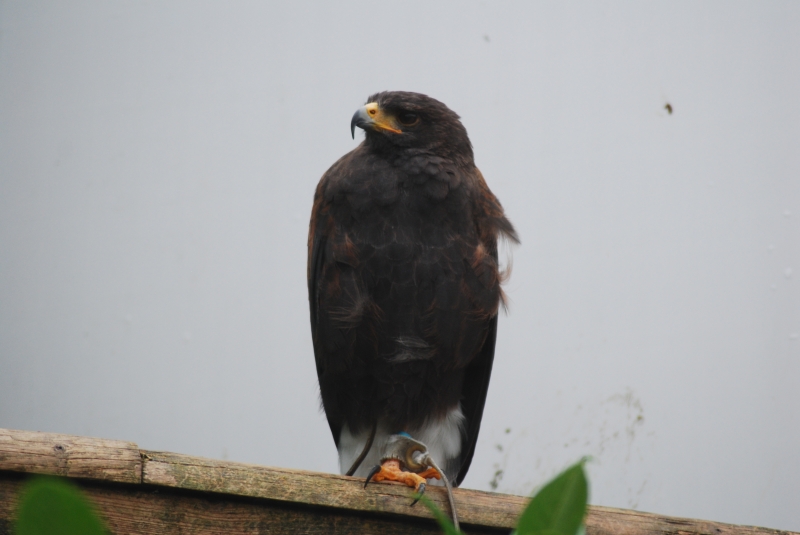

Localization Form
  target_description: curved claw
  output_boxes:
[364,465,382,489]
[410,482,426,506]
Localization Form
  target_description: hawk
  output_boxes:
[308,91,517,492]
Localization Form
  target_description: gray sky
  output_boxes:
[1,1,798,530]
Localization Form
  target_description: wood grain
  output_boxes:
[142,449,522,529]
[0,476,501,535]
[1,428,797,535]
[0,428,141,484]
[586,506,794,535]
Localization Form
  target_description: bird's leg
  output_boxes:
[364,459,433,491]
[363,433,459,531]
[364,434,442,491]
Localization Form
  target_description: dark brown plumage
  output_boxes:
[308,91,517,485]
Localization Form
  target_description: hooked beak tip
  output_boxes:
[351,107,367,140]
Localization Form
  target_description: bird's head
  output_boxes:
[351,91,474,164]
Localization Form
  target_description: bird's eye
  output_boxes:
[397,112,420,127]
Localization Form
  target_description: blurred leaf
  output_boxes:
[515,459,588,535]
[414,493,462,535]
[15,476,106,535]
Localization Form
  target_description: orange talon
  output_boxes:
[367,459,439,491]
[362,433,458,529]
[417,467,442,481]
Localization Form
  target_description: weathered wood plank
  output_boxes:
[0,429,141,484]
[1,472,796,535]
[140,451,799,535]
[585,506,794,535]
[0,429,797,535]
[0,475,503,535]
[142,449,523,529]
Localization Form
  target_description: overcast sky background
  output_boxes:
[1,1,799,531]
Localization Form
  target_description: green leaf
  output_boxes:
[15,476,107,535]
[515,459,589,535]
[414,493,463,535]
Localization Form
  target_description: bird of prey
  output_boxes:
[308,91,517,492]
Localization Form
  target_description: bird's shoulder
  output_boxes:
[317,146,499,216]
[310,146,517,259]
[470,168,519,245]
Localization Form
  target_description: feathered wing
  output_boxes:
[454,168,518,486]
[308,182,344,447]
[454,314,497,486]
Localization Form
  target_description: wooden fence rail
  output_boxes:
[0,428,795,535]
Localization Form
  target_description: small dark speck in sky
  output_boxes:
[665,103,673,114]
[483,34,490,43]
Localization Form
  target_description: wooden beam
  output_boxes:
[142,450,522,528]
[0,428,796,535]
[0,474,495,535]
[0,428,141,483]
